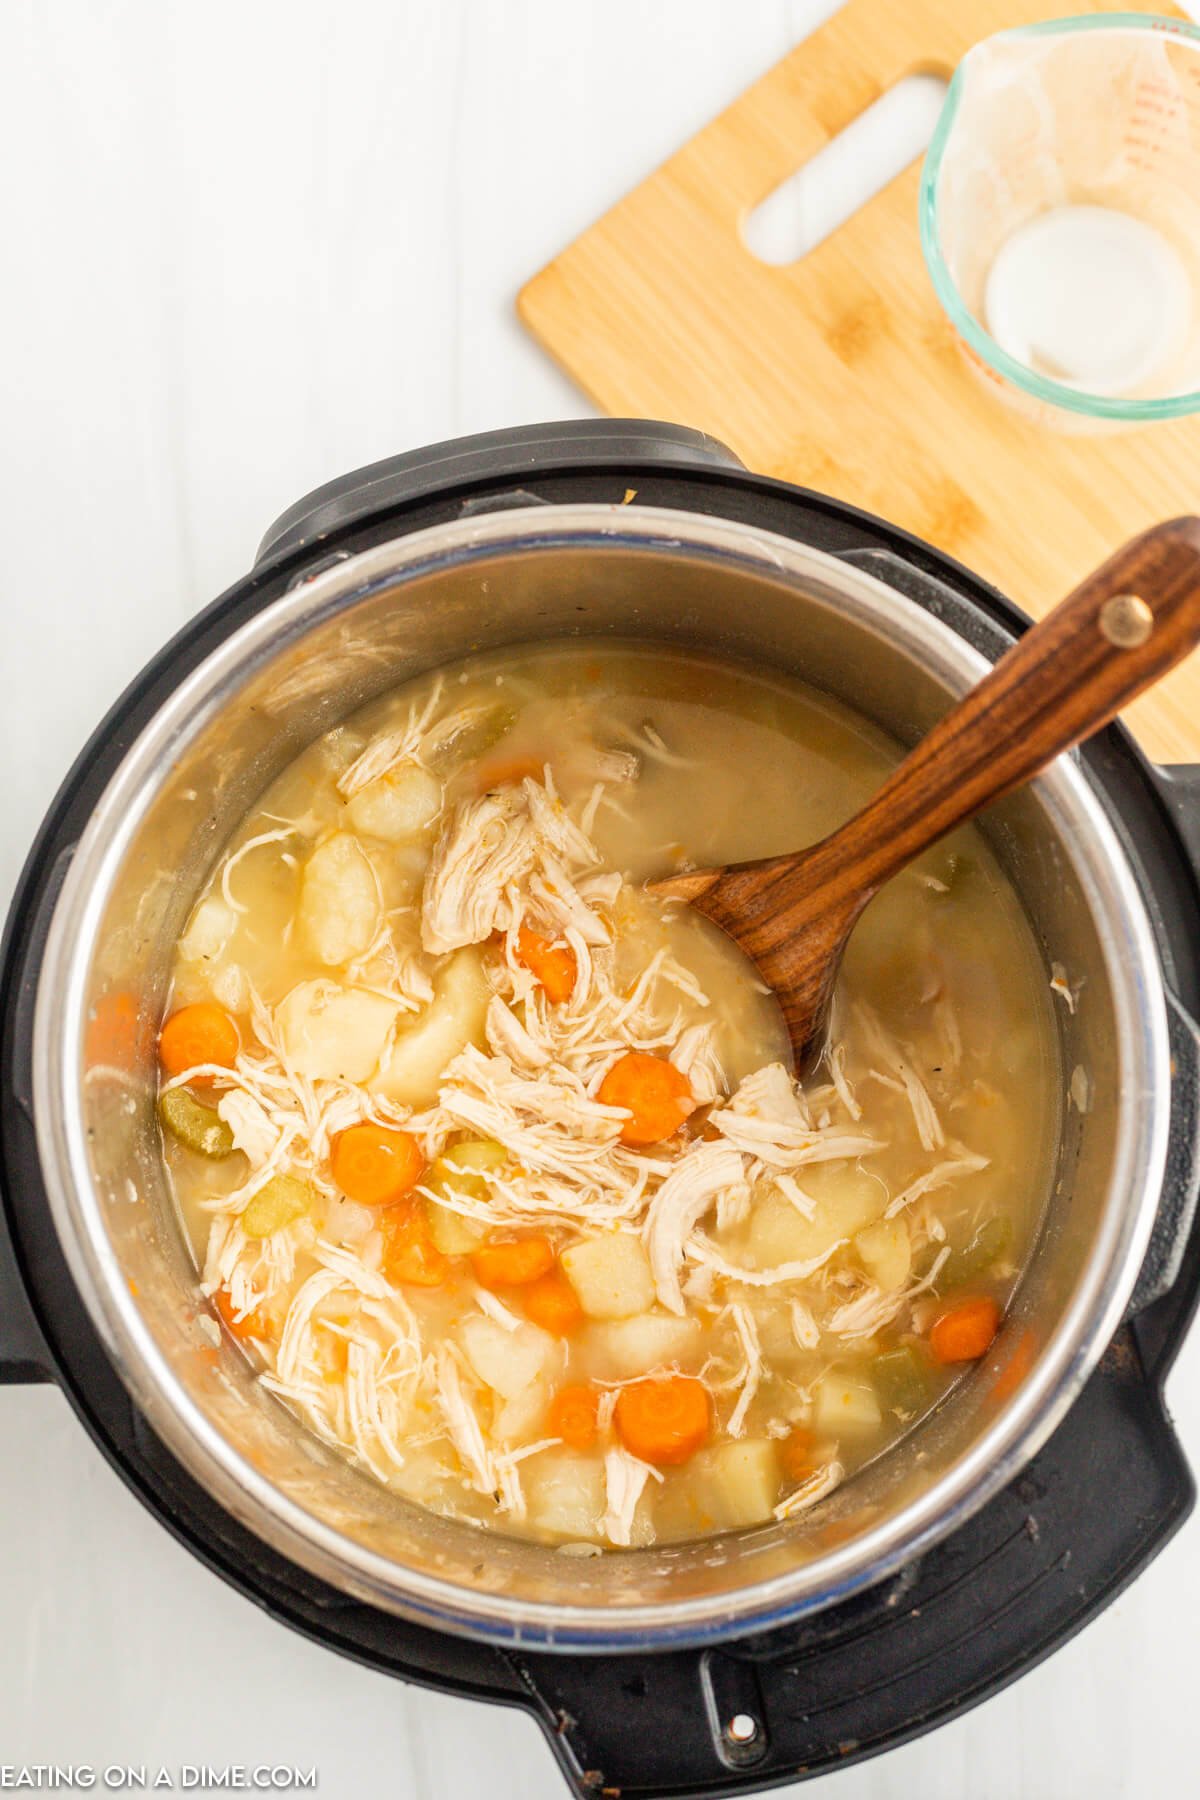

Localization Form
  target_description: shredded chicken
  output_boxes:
[774,1460,845,1521]
[422,775,604,955]
[485,995,551,1069]
[883,1149,989,1221]
[260,1246,423,1483]
[434,1346,497,1498]
[474,1288,523,1332]
[603,1445,663,1546]
[726,1305,762,1438]
[1050,961,1079,1014]
[220,829,297,914]
[826,1245,952,1341]
[857,1004,945,1152]
[790,1297,821,1351]
[335,678,446,798]
[685,1235,844,1288]
[169,665,1018,1556]
[645,1142,746,1314]
[710,1062,878,1168]
[671,1021,726,1105]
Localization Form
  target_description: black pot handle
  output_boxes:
[0,1200,52,1383]
[1126,986,1200,1318]
[516,1332,1193,1798]
[0,843,74,1385]
[1124,763,1200,1318]
[1156,763,1200,880]
[254,419,746,566]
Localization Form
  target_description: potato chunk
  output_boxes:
[178,896,238,966]
[492,1377,550,1444]
[346,763,442,842]
[524,1450,605,1538]
[749,1164,886,1269]
[813,1369,883,1436]
[692,1439,780,1529]
[275,980,399,1083]
[854,1218,912,1291]
[586,1311,702,1380]
[371,947,489,1106]
[460,1314,561,1399]
[562,1234,655,1320]
[297,833,380,966]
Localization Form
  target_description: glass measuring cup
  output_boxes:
[920,14,1200,430]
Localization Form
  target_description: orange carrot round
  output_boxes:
[598,1051,696,1146]
[548,1383,601,1450]
[930,1295,1001,1364]
[382,1200,449,1287]
[779,1425,815,1483]
[990,1326,1036,1403]
[614,1375,709,1467]
[330,1123,425,1207]
[514,925,578,1005]
[470,1235,555,1289]
[214,1288,268,1343]
[87,989,150,1070]
[523,1267,584,1336]
[159,1002,239,1082]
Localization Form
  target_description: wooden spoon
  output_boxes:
[648,517,1200,1075]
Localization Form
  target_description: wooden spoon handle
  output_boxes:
[794,515,1200,908]
[650,519,1200,1075]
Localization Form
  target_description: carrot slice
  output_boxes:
[214,1289,268,1343]
[382,1200,449,1287]
[471,1235,555,1289]
[548,1383,601,1450]
[779,1425,815,1484]
[330,1123,425,1207]
[523,1267,584,1336]
[597,1051,696,1146]
[475,754,546,793]
[990,1326,1036,1403]
[930,1295,1001,1364]
[614,1375,709,1467]
[159,1002,239,1082]
[514,926,578,1005]
[86,990,150,1070]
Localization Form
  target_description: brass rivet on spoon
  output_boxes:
[1099,593,1153,648]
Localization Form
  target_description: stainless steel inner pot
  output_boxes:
[31,505,1170,1650]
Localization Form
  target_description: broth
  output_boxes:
[159,643,1058,1548]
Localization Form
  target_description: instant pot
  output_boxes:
[3,420,1200,1797]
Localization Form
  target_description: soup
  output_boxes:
[158,643,1058,1549]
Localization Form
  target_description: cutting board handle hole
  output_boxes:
[741,71,948,267]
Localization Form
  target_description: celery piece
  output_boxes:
[426,1202,488,1256]
[241,1174,315,1239]
[159,1088,235,1159]
[428,705,517,770]
[944,1215,1013,1286]
[425,1139,506,1254]
[872,1346,930,1419]
[429,1139,507,1203]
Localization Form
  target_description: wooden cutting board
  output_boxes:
[518,0,1200,763]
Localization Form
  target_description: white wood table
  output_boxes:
[1,4,1197,1795]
